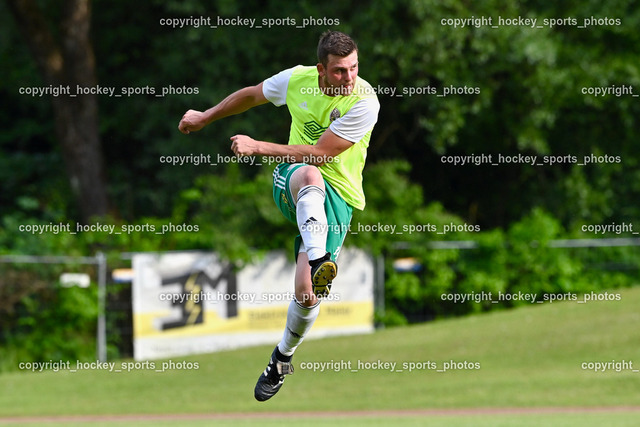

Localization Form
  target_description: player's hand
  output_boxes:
[178,110,207,134]
[230,134,258,156]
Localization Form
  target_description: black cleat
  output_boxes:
[309,252,337,297]
[254,347,294,402]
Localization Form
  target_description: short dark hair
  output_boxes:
[317,31,358,67]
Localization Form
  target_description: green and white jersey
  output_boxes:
[262,65,380,210]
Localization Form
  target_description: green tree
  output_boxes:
[6,0,110,221]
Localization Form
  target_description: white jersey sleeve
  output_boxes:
[262,66,299,107]
[329,98,380,144]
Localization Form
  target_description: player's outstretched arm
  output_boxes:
[178,83,269,134]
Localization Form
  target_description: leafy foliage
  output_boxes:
[1,0,639,362]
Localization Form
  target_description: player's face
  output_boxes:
[318,51,358,96]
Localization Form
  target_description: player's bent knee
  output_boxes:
[298,165,323,181]
[296,291,318,307]
[290,165,325,197]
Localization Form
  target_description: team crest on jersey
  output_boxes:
[330,108,341,122]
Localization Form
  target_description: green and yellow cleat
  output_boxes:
[309,252,337,297]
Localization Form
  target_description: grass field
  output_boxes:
[1,287,639,426]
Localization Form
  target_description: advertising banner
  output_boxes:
[132,248,374,360]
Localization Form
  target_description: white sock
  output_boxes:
[277,298,321,356]
[296,185,327,261]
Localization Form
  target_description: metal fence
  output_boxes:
[0,253,108,362]
[1,237,639,363]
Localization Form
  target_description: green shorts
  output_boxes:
[272,163,353,262]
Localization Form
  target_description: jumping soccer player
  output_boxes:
[178,30,379,401]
